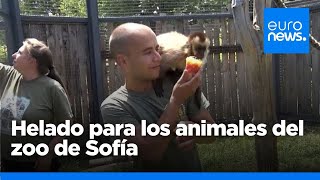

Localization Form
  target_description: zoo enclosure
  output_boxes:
[1,0,320,125]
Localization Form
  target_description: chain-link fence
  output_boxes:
[19,0,87,17]
[97,0,230,17]
[18,0,320,17]
[0,30,6,63]
[0,2,7,63]
[18,0,231,17]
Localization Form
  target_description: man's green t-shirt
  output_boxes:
[100,76,210,171]
[0,63,73,162]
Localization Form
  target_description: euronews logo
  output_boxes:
[268,21,307,42]
[264,8,309,54]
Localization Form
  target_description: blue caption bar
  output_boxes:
[0,173,319,180]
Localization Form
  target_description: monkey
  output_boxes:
[153,31,210,108]
[156,31,210,74]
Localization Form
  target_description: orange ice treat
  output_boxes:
[185,56,202,74]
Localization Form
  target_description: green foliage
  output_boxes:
[98,0,142,17]
[19,0,61,16]
[168,0,229,14]
[0,45,7,63]
[19,0,230,17]
[0,31,7,63]
[60,0,86,17]
[19,0,86,16]
[98,0,230,17]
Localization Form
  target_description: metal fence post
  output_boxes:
[272,54,280,122]
[271,1,280,122]
[86,0,105,123]
[2,0,23,64]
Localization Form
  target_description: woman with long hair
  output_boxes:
[0,38,73,171]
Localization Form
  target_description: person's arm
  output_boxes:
[0,62,7,70]
[189,109,216,144]
[0,63,15,76]
[0,63,18,89]
[175,92,216,149]
[102,70,201,161]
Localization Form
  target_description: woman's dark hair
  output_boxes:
[23,38,66,89]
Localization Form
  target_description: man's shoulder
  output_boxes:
[100,86,136,124]
[101,86,127,109]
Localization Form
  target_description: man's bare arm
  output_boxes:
[189,109,216,144]
[126,70,201,161]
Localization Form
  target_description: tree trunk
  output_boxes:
[232,0,279,171]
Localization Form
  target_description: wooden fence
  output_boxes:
[278,11,320,121]
[99,17,253,122]
[21,12,320,125]
[22,22,92,126]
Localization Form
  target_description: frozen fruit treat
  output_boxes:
[185,56,202,74]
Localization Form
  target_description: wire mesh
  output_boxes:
[98,0,230,17]
[285,0,320,8]
[17,0,320,17]
[19,0,87,17]
[18,0,231,17]
[0,30,7,63]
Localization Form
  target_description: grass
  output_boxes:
[198,136,257,171]
[198,125,320,172]
[277,126,320,171]
[59,125,320,172]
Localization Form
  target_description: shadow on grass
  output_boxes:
[57,125,320,172]
[198,125,320,172]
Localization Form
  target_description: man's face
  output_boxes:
[125,30,161,81]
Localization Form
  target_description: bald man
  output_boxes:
[100,23,214,171]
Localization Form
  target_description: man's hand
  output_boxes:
[176,136,195,151]
[177,120,216,145]
[170,69,201,106]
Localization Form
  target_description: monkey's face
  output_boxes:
[192,45,208,59]
[189,34,210,60]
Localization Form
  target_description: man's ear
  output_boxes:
[115,54,128,69]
